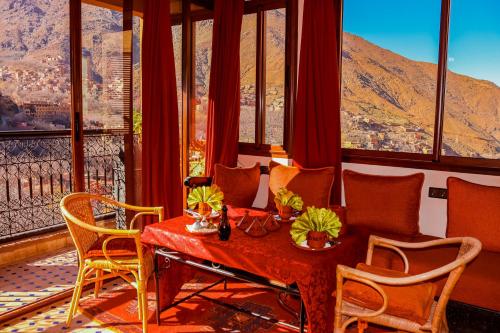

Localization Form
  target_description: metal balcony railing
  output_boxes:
[0,130,127,243]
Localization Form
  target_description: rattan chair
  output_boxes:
[334,235,481,333]
[60,192,164,333]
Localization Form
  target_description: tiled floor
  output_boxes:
[0,249,78,314]
[0,291,115,333]
[1,250,498,332]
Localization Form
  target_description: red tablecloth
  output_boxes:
[142,207,368,333]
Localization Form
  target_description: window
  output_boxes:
[341,0,441,154]
[190,19,213,176]
[238,6,288,151]
[340,0,499,171]
[0,0,71,131]
[443,0,499,159]
[239,14,257,143]
[264,8,286,146]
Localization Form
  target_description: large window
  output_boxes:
[238,6,288,151]
[443,0,499,159]
[341,0,441,154]
[341,0,499,169]
[190,19,213,176]
[239,13,257,144]
[0,0,71,131]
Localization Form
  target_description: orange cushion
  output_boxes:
[213,163,261,208]
[267,160,334,210]
[85,235,140,258]
[447,177,500,252]
[343,170,424,236]
[342,263,437,325]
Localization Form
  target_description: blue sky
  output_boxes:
[343,0,500,86]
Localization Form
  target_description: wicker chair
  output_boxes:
[334,235,481,333]
[60,192,164,333]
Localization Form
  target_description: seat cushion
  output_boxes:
[392,243,500,312]
[343,170,424,236]
[342,263,437,325]
[267,161,334,210]
[447,177,500,252]
[85,235,140,258]
[214,163,261,208]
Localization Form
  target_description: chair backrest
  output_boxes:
[60,193,102,258]
[447,177,500,252]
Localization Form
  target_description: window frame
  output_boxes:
[184,0,296,162]
[337,0,500,175]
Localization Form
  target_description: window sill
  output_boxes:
[342,149,500,175]
[238,142,290,158]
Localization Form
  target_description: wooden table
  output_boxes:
[141,207,368,333]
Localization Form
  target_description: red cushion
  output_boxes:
[214,163,261,208]
[85,235,139,258]
[343,170,424,236]
[447,177,500,252]
[391,241,500,312]
[342,263,437,325]
[267,161,335,210]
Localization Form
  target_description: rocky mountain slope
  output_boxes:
[341,32,499,158]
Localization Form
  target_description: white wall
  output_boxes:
[238,155,500,238]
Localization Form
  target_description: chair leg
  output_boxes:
[357,320,368,333]
[67,264,86,326]
[139,278,149,333]
[94,269,102,298]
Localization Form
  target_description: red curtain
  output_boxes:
[204,0,245,176]
[142,0,182,219]
[293,0,342,204]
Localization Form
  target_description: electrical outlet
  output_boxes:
[429,187,448,199]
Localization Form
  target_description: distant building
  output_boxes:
[22,102,69,122]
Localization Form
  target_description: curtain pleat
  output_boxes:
[294,0,342,204]
[142,0,182,219]
[204,0,245,176]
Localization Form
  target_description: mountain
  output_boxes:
[341,32,499,158]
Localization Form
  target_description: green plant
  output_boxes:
[133,110,142,137]
[274,187,303,211]
[187,185,224,211]
[290,207,342,245]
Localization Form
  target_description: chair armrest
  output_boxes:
[184,176,213,188]
[366,235,410,273]
[101,233,143,271]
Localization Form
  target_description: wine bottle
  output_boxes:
[219,205,231,241]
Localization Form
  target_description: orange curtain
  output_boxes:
[293,0,342,204]
[142,0,182,219]
[204,0,245,176]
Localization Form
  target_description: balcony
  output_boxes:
[0,130,128,244]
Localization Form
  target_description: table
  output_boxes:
[141,207,368,333]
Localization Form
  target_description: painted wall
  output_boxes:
[238,155,500,238]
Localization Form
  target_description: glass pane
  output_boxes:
[172,24,182,135]
[133,16,142,132]
[82,3,127,227]
[0,1,71,131]
[239,14,256,143]
[265,8,286,146]
[0,0,72,248]
[190,19,213,176]
[341,0,441,154]
[82,3,127,130]
[443,0,500,159]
